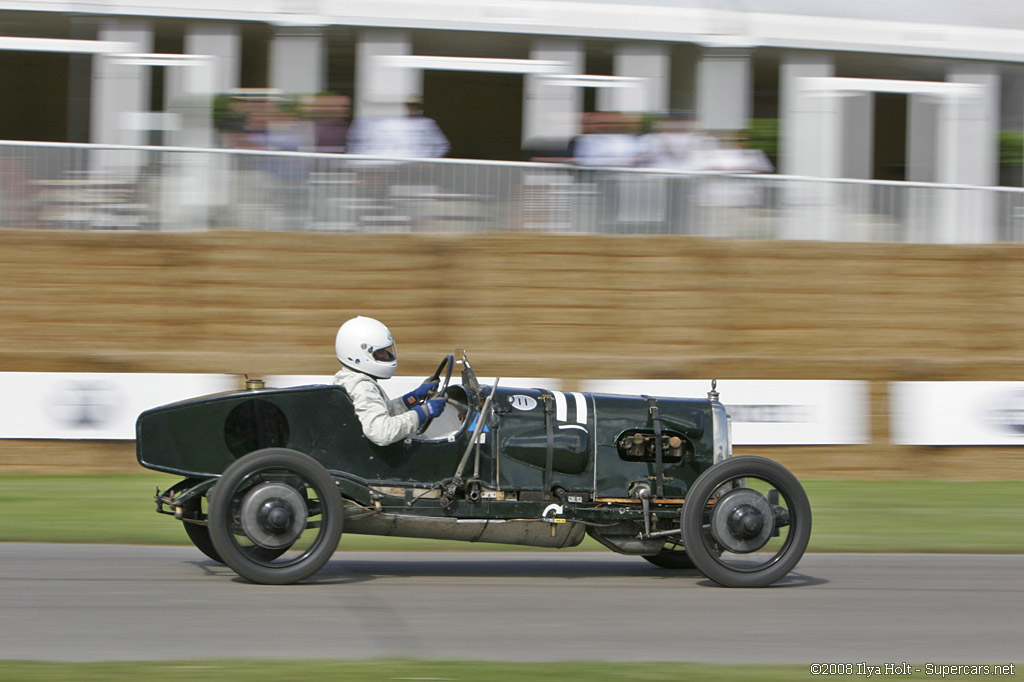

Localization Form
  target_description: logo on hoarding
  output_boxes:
[983,390,1024,435]
[46,380,124,431]
[727,404,813,423]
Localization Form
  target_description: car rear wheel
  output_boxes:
[208,448,343,585]
[681,456,811,588]
[181,496,292,565]
[180,497,223,563]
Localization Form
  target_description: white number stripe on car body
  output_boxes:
[553,390,568,423]
[551,390,588,425]
[572,392,587,425]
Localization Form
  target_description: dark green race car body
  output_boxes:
[137,353,810,587]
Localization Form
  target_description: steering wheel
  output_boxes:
[417,354,454,435]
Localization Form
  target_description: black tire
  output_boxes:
[182,495,291,565]
[180,497,223,564]
[642,544,696,570]
[682,456,811,588]
[208,448,343,585]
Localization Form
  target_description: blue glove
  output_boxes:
[403,380,438,408]
[414,398,446,424]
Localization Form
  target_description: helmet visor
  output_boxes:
[372,345,396,363]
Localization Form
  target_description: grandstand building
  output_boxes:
[0,0,1022,188]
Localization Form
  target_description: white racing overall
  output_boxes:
[333,366,421,446]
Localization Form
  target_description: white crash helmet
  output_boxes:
[335,316,398,379]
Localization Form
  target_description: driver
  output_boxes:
[333,316,446,446]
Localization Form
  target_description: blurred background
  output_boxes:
[2,0,1024,480]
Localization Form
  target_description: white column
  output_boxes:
[185,23,240,94]
[937,64,1000,243]
[598,43,669,115]
[165,23,239,148]
[779,53,838,240]
[161,23,239,229]
[270,26,324,95]
[940,65,999,187]
[355,30,418,118]
[696,47,751,131]
[90,19,152,147]
[779,53,837,178]
[523,39,583,149]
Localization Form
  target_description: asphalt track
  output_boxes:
[1,544,1021,664]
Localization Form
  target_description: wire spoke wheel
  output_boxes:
[208,448,343,584]
[681,456,811,587]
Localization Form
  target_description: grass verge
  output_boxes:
[1,474,1022,552]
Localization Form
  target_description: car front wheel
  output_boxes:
[681,456,811,588]
[208,448,343,585]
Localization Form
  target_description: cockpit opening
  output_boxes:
[415,384,470,441]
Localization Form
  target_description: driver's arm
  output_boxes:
[336,373,421,446]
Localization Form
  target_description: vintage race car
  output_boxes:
[136,352,811,587]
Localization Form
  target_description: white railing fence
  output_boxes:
[2,140,1024,242]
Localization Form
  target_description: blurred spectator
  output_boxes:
[346,97,449,159]
[571,112,646,168]
[642,116,720,171]
[696,133,775,210]
[213,93,249,148]
[697,132,774,175]
[302,93,351,153]
[233,98,309,153]
[568,113,650,228]
[221,97,311,210]
[263,112,311,153]
[215,91,315,152]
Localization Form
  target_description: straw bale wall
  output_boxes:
[3,229,1024,479]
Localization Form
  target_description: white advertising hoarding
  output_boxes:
[0,373,238,440]
[580,379,870,445]
[890,381,1024,445]
[0,372,868,445]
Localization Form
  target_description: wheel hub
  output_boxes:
[728,504,765,538]
[260,500,294,532]
[239,482,307,549]
[710,488,775,553]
